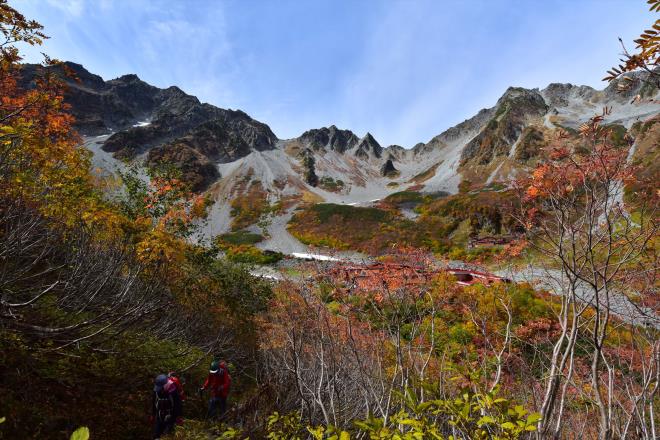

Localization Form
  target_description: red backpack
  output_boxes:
[168,373,186,400]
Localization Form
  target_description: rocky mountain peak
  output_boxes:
[498,86,535,101]
[61,61,107,90]
[496,87,547,111]
[299,125,359,153]
[18,61,657,200]
[355,132,383,159]
[541,83,597,107]
[385,145,405,161]
[160,85,189,98]
[460,86,548,167]
[115,73,141,83]
[602,68,660,101]
[17,61,279,191]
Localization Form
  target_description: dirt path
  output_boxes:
[255,209,309,255]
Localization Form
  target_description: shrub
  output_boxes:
[311,203,390,223]
[225,244,283,265]
[318,176,345,192]
[218,231,265,246]
[384,190,426,205]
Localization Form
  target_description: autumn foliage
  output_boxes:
[1,1,659,439]
[0,3,267,438]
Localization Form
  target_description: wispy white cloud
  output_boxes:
[45,0,84,17]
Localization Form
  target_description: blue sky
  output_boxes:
[19,0,652,147]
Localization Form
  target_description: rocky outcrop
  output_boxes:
[147,142,220,192]
[298,125,359,153]
[602,68,660,101]
[384,145,405,161]
[295,127,385,161]
[101,95,277,161]
[18,62,159,133]
[380,157,398,177]
[19,61,277,192]
[355,133,383,159]
[541,83,596,108]
[514,126,546,162]
[412,107,495,156]
[460,87,548,166]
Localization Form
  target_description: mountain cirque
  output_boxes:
[18,62,660,243]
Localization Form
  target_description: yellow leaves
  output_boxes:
[69,427,90,440]
[134,215,153,231]
[80,206,123,238]
[0,124,16,135]
[135,228,186,270]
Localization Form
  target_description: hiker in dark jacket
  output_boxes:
[152,373,182,439]
[200,360,231,420]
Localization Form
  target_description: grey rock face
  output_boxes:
[380,158,398,177]
[18,62,156,133]
[102,89,277,160]
[298,125,359,153]
[384,145,405,161]
[413,107,495,156]
[355,133,383,159]
[541,83,597,107]
[460,87,548,166]
[18,62,277,191]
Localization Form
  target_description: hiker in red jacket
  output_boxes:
[168,371,185,425]
[200,360,231,420]
[168,371,186,401]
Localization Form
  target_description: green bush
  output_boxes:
[209,389,539,440]
[225,244,283,265]
[318,176,345,192]
[218,231,265,246]
[384,190,425,205]
[312,203,389,223]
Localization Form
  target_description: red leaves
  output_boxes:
[516,109,638,231]
[500,238,528,260]
[549,146,569,161]
[515,317,560,343]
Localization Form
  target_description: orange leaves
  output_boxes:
[500,238,528,260]
[531,165,549,181]
[525,165,553,200]
[517,109,638,229]
[603,10,659,89]
[525,185,541,199]
[0,59,100,230]
[190,194,211,219]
